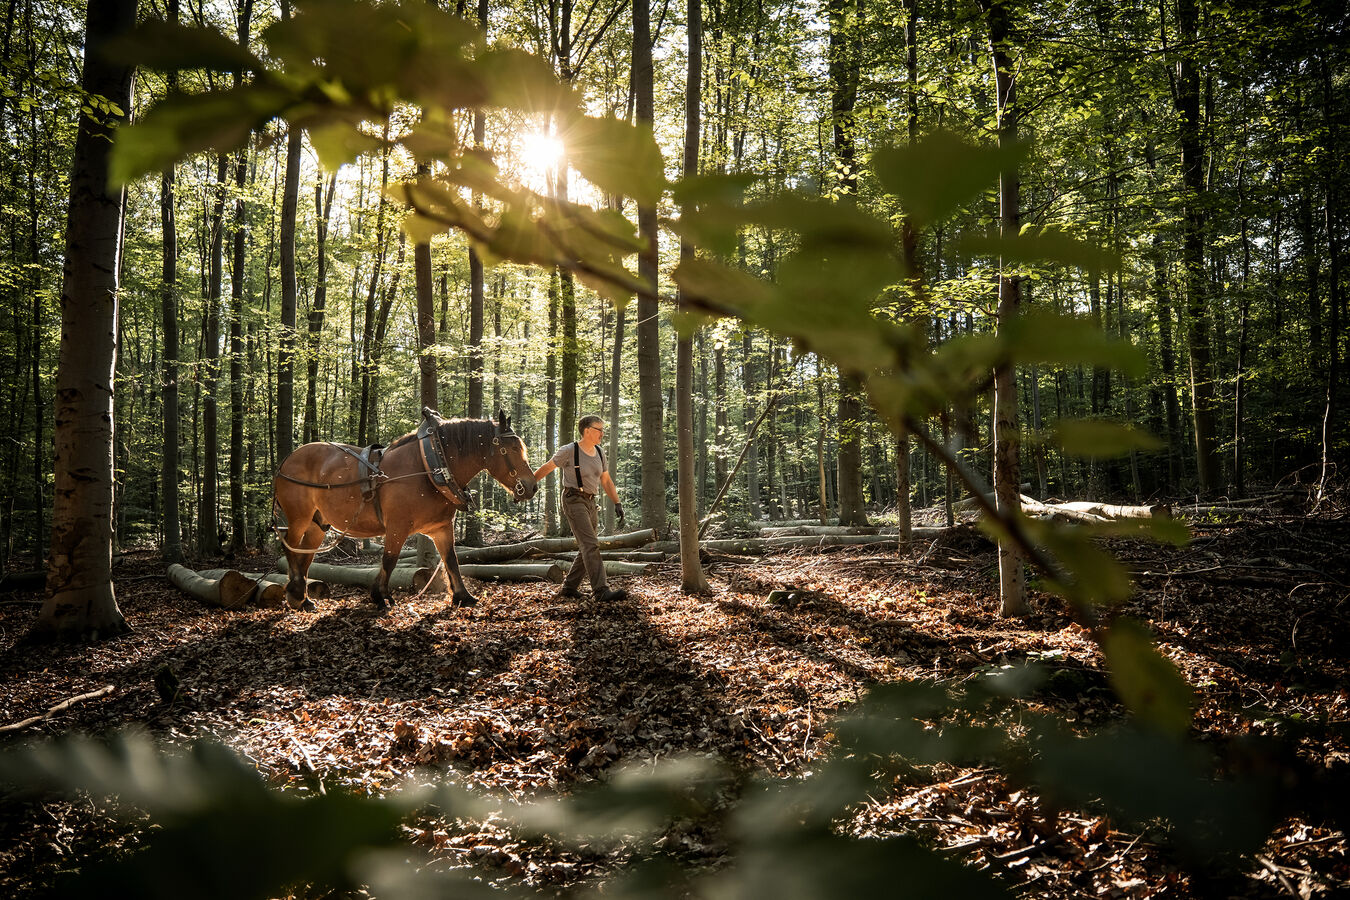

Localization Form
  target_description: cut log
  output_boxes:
[955,494,1171,524]
[199,570,329,604]
[548,550,668,562]
[459,563,565,583]
[285,560,434,592]
[646,531,946,556]
[167,565,256,609]
[558,559,656,576]
[453,528,658,563]
[759,525,882,537]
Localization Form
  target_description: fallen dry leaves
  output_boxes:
[1,511,1346,898]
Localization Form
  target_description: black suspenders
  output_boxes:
[572,442,604,495]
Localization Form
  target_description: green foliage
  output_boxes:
[1100,618,1196,737]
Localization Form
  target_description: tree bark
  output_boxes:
[36,0,137,640]
[276,6,300,466]
[634,0,666,532]
[676,0,710,592]
[303,171,336,443]
[986,0,1027,616]
[1176,0,1221,494]
[159,0,182,565]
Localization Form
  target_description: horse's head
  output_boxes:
[487,410,538,502]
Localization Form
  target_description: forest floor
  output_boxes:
[1,500,1347,898]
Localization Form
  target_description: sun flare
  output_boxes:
[519,131,564,179]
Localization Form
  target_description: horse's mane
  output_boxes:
[387,417,508,456]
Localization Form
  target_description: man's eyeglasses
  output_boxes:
[587,425,604,435]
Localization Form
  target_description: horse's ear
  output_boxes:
[497,409,511,433]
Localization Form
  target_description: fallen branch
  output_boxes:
[0,684,116,734]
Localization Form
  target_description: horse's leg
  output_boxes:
[431,516,476,607]
[373,525,410,610]
[278,499,323,612]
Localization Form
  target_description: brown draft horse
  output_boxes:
[273,411,537,611]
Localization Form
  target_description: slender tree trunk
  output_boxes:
[828,0,868,527]
[227,0,253,554]
[303,171,336,442]
[199,154,227,555]
[36,0,136,640]
[229,143,248,553]
[986,0,1026,616]
[545,268,559,535]
[676,0,709,592]
[276,1,299,467]
[607,302,624,531]
[743,330,761,519]
[816,356,829,523]
[159,0,182,565]
[1177,0,1220,494]
[634,0,666,531]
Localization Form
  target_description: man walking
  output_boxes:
[533,415,628,601]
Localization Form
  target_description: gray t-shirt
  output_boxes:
[550,442,606,494]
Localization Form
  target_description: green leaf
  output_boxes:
[1101,618,1194,735]
[958,226,1121,273]
[111,85,293,184]
[871,129,1024,228]
[105,21,263,72]
[308,120,381,171]
[1002,308,1148,376]
[1032,725,1274,857]
[401,211,451,244]
[563,114,666,205]
[1053,419,1162,458]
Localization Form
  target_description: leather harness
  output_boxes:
[275,408,526,528]
[416,408,475,510]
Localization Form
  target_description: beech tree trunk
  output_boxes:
[36,0,136,640]
[634,0,666,532]
[276,1,299,466]
[1177,0,1221,494]
[303,171,336,443]
[676,0,710,592]
[986,0,1027,616]
[159,0,182,565]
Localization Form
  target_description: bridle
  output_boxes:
[491,430,530,500]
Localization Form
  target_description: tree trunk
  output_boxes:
[276,13,300,466]
[35,0,136,640]
[159,0,182,565]
[634,0,666,532]
[303,171,336,443]
[676,0,709,593]
[826,0,867,527]
[229,141,249,553]
[199,153,227,556]
[227,0,254,554]
[987,0,1027,616]
[545,268,559,535]
[1177,0,1221,494]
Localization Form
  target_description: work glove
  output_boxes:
[614,502,626,528]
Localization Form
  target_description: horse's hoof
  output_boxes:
[454,593,478,608]
[299,599,317,613]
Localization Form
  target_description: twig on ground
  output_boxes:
[0,684,116,733]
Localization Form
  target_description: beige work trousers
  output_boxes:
[561,490,606,594]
